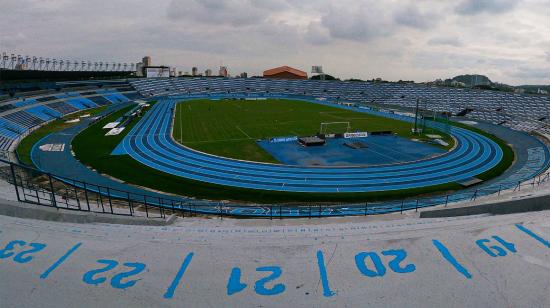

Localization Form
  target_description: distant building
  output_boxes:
[263,66,307,80]
[205,69,212,77]
[538,88,548,95]
[142,56,152,67]
[219,66,228,77]
[136,62,144,77]
[240,72,248,78]
[192,67,198,76]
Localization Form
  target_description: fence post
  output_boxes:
[73,181,81,211]
[279,205,282,219]
[143,195,149,218]
[309,204,312,219]
[127,192,133,216]
[364,202,368,216]
[445,195,449,207]
[82,182,91,212]
[318,204,322,218]
[106,187,114,214]
[270,204,273,220]
[498,184,502,196]
[47,173,57,208]
[400,200,404,214]
[9,163,21,202]
[518,181,521,191]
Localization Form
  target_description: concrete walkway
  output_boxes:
[0,210,549,307]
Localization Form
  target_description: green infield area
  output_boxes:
[173,99,454,162]
[16,106,108,165]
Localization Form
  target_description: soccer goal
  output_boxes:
[319,122,351,135]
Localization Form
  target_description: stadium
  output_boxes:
[1,2,550,307]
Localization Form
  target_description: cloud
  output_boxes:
[393,5,439,29]
[166,0,277,26]
[320,3,393,42]
[305,22,332,45]
[455,0,519,15]
[428,37,463,47]
[0,0,549,85]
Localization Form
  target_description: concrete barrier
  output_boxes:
[420,193,550,218]
[0,199,176,225]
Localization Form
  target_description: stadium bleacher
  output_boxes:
[130,77,550,136]
[0,81,140,151]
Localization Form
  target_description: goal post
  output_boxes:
[319,122,351,135]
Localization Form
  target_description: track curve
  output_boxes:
[117,98,503,193]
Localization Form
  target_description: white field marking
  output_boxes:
[236,125,252,138]
[179,104,183,143]
[183,137,254,144]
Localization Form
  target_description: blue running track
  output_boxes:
[114,97,503,193]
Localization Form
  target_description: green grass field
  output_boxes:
[16,106,108,165]
[173,99,454,162]
[19,98,515,204]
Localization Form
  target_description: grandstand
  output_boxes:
[0,80,139,151]
[131,77,550,137]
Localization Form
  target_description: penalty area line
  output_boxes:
[236,125,252,139]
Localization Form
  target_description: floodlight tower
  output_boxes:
[17,55,23,69]
[99,62,103,71]
[1,52,6,69]
[32,57,38,70]
[53,59,58,71]
[312,65,325,81]
[39,58,44,70]
[10,54,16,69]
[25,56,31,69]
[45,58,51,70]
[81,61,86,71]
[117,63,121,71]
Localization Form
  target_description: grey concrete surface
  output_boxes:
[0,199,174,226]
[0,210,549,307]
[420,191,550,218]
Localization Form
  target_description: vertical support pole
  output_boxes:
[364,202,368,216]
[143,195,149,218]
[106,187,114,214]
[9,163,21,202]
[270,204,273,220]
[415,199,419,212]
[401,200,404,214]
[445,195,449,207]
[48,173,57,208]
[127,192,133,216]
[83,182,90,211]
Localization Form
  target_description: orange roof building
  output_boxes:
[263,66,308,80]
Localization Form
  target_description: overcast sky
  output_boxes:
[2,0,550,85]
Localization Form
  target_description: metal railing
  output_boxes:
[1,154,550,220]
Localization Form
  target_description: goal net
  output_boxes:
[319,122,351,135]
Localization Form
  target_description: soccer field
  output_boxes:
[172,99,453,163]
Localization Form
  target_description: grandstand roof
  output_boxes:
[263,66,308,79]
